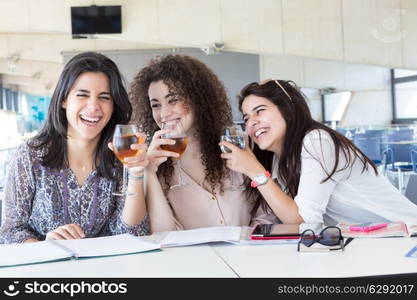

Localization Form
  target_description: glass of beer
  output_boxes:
[220,125,247,191]
[161,120,188,189]
[112,124,145,196]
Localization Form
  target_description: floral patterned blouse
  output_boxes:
[0,142,149,244]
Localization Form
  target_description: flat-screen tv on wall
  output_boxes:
[71,5,122,34]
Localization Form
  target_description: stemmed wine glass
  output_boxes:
[161,120,188,189]
[220,125,247,191]
[112,124,145,196]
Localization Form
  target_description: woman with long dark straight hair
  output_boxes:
[0,52,149,244]
[220,79,417,225]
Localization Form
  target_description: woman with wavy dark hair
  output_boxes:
[0,52,149,244]
[131,54,272,232]
[220,79,417,225]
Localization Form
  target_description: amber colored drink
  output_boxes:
[161,136,188,156]
[114,134,142,164]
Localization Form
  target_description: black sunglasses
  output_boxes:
[297,226,344,252]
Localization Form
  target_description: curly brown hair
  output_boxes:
[130,54,233,193]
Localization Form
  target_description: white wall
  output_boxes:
[63,48,260,122]
[1,0,417,68]
[260,54,392,126]
[1,0,417,94]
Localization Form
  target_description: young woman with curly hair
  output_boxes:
[130,55,275,232]
[220,79,417,225]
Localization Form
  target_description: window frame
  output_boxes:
[391,68,417,124]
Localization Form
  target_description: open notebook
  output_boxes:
[159,226,242,247]
[0,227,242,267]
[0,234,160,268]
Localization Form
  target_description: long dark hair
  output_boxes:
[29,51,131,179]
[130,54,232,193]
[238,80,378,217]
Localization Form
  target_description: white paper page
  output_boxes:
[55,234,160,258]
[0,241,72,267]
[161,226,242,247]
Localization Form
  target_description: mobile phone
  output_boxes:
[349,222,388,232]
[250,224,301,240]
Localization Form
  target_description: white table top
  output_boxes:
[211,237,417,278]
[1,235,416,278]
[0,245,237,278]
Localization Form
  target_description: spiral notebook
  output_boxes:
[0,234,160,268]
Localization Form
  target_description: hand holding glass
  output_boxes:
[160,120,188,189]
[220,125,247,191]
[112,124,146,196]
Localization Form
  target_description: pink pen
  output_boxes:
[349,223,388,232]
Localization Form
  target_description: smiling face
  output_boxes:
[242,94,287,154]
[62,72,114,142]
[148,80,194,135]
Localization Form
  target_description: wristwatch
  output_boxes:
[250,171,271,188]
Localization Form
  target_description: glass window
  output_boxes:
[12,91,19,112]
[395,69,417,78]
[324,92,352,122]
[0,86,3,110]
[395,81,417,119]
[301,88,321,121]
[5,89,13,111]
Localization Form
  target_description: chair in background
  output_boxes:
[365,129,386,137]
[382,127,414,192]
[353,131,384,165]
[386,128,414,142]
[336,128,347,136]
[383,127,416,170]
[411,145,417,173]
[382,129,416,193]
[405,174,417,205]
[382,144,414,193]
[344,129,355,140]
[383,144,413,169]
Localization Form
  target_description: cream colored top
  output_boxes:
[165,164,278,230]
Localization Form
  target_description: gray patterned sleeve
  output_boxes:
[0,143,38,244]
[103,173,150,236]
[104,198,150,236]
